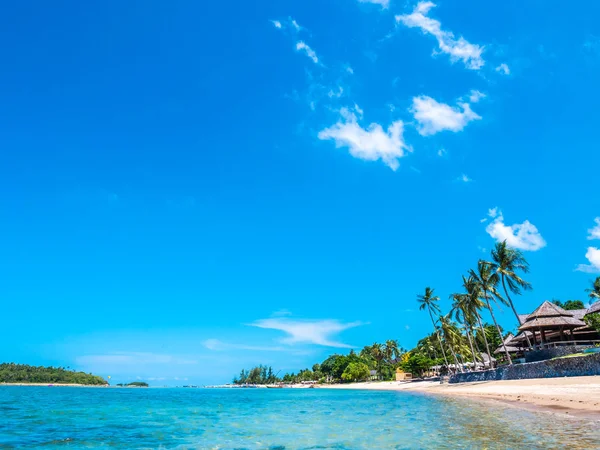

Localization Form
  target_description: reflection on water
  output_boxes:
[0,387,599,449]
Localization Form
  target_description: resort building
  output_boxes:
[498,301,600,360]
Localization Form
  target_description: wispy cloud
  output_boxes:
[396,2,484,70]
[410,95,480,136]
[587,218,600,240]
[250,318,363,348]
[296,41,319,64]
[576,218,600,273]
[318,106,410,171]
[485,208,546,251]
[76,352,198,366]
[271,17,303,33]
[468,90,486,103]
[457,173,472,183]
[202,339,285,352]
[496,63,510,75]
[437,148,447,157]
[358,0,389,8]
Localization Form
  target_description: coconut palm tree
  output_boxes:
[488,241,533,347]
[384,339,401,363]
[586,276,600,303]
[439,315,465,372]
[450,293,480,367]
[417,287,450,368]
[470,261,513,365]
[461,275,493,367]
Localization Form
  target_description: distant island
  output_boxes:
[0,363,108,386]
[116,381,149,387]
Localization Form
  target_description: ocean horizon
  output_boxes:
[1,386,599,449]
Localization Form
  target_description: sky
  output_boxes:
[1,0,600,386]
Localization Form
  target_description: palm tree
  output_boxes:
[370,343,385,379]
[450,292,480,367]
[470,260,513,365]
[384,339,401,363]
[462,275,493,367]
[586,277,600,303]
[418,287,450,368]
[488,241,533,347]
[439,315,465,372]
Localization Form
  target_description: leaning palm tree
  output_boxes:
[439,315,465,372]
[450,292,480,367]
[417,287,449,368]
[488,241,533,347]
[586,276,600,303]
[470,261,513,365]
[462,275,493,367]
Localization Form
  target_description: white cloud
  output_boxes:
[469,90,486,103]
[576,247,600,273]
[457,173,472,183]
[272,17,303,33]
[251,318,362,348]
[411,95,480,136]
[328,86,344,98]
[485,208,546,251]
[318,107,410,171]
[437,148,447,157]
[396,2,484,70]
[271,20,282,29]
[76,352,198,366]
[587,218,600,240]
[202,339,285,352]
[296,41,319,64]
[291,19,301,31]
[358,0,389,8]
[496,63,510,75]
[346,66,354,75]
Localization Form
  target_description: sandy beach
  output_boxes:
[319,376,600,418]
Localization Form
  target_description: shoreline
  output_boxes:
[317,376,600,419]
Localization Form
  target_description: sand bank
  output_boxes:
[318,376,600,418]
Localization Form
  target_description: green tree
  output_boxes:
[586,277,600,303]
[400,353,434,378]
[470,260,513,365]
[417,287,450,368]
[552,299,585,310]
[450,291,480,366]
[584,313,600,332]
[341,362,370,382]
[488,241,533,347]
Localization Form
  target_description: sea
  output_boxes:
[1,386,599,449]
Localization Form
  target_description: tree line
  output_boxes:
[0,363,108,385]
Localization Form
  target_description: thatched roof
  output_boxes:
[519,301,586,331]
[520,308,587,322]
[586,302,600,315]
[494,333,522,354]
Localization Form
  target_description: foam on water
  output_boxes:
[1,386,599,449]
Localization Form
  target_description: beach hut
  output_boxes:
[494,333,521,355]
[518,301,587,346]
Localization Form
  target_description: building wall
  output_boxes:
[524,345,589,363]
[449,352,600,384]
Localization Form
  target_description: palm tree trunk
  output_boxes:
[475,312,493,368]
[483,288,513,365]
[501,275,533,348]
[448,341,463,373]
[465,325,479,369]
[429,310,449,368]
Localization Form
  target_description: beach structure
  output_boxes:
[515,301,588,347]
[494,333,521,356]
[395,368,412,381]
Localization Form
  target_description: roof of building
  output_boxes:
[587,302,600,315]
[518,301,587,331]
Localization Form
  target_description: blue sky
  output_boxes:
[1,0,600,385]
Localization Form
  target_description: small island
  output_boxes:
[0,363,108,386]
[116,381,149,387]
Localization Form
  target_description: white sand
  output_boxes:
[318,377,600,417]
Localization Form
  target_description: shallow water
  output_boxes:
[0,386,599,449]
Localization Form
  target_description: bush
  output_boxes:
[341,362,370,382]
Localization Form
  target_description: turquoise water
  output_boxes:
[1,387,599,449]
